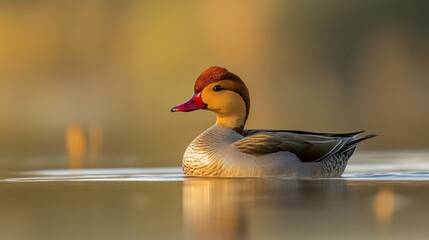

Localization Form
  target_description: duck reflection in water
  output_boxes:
[182,178,348,240]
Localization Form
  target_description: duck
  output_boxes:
[171,66,375,177]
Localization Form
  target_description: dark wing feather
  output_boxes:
[234,132,312,156]
[244,129,365,138]
[235,129,363,162]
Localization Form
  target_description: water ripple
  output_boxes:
[1,152,429,182]
[1,168,429,182]
[344,171,429,180]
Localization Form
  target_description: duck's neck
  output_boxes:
[215,111,246,135]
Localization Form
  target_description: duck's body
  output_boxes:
[183,125,319,177]
[172,66,375,177]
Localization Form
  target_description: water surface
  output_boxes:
[1,151,428,240]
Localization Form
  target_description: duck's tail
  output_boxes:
[342,134,378,151]
[320,133,377,177]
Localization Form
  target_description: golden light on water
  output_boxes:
[65,123,86,169]
[373,187,395,234]
[65,123,103,168]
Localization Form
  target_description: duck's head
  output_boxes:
[171,66,250,134]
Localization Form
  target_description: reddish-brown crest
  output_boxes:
[194,66,241,93]
[194,66,251,128]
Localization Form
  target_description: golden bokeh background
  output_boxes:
[0,0,428,168]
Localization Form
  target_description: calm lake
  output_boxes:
[1,151,428,240]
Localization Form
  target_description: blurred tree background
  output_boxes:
[0,0,428,168]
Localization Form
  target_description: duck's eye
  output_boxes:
[213,85,222,92]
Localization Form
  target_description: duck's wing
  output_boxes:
[235,129,372,162]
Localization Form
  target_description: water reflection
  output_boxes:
[1,165,429,240]
[373,187,395,235]
[183,178,348,240]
